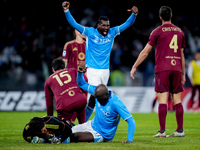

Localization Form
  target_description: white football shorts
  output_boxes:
[72,121,106,143]
[86,68,110,102]
[87,68,110,86]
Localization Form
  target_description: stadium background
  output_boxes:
[0,0,199,112]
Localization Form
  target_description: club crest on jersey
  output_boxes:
[78,52,85,60]
[106,106,111,111]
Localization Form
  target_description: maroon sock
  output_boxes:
[158,104,167,132]
[175,103,184,131]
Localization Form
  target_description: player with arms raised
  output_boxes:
[130,6,185,137]
[62,1,138,121]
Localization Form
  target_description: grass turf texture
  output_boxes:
[0,112,199,150]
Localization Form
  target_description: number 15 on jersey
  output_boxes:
[53,71,72,86]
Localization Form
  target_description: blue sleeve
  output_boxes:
[64,10,84,34]
[82,27,93,37]
[114,98,132,120]
[118,13,137,33]
[126,117,136,142]
[77,72,96,95]
[113,97,135,142]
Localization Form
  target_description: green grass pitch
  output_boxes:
[0,112,200,150]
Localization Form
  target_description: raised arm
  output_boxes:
[77,65,96,95]
[118,6,138,33]
[62,1,84,34]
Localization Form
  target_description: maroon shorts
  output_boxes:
[155,70,183,93]
[57,99,87,124]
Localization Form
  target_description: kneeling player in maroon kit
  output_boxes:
[130,6,185,137]
[44,57,87,124]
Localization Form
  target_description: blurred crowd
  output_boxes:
[0,0,200,90]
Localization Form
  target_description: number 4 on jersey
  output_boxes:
[169,34,178,53]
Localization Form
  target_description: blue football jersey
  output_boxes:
[77,72,134,141]
[82,27,120,69]
[91,91,132,141]
[64,10,137,70]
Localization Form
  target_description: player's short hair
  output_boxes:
[97,16,109,25]
[29,117,45,133]
[52,57,65,71]
[159,6,172,21]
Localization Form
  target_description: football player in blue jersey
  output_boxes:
[73,65,136,143]
[62,1,138,121]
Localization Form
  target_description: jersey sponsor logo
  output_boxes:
[165,55,180,66]
[60,86,78,96]
[0,91,46,111]
[93,36,111,43]
[100,107,110,117]
[97,102,111,116]
[46,124,59,129]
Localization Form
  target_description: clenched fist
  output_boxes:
[78,65,86,73]
[127,6,139,15]
[62,1,70,10]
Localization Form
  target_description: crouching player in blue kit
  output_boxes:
[74,65,136,143]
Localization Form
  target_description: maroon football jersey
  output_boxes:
[148,23,185,73]
[62,40,86,69]
[44,68,87,116]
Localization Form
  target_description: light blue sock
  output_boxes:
[85,105,94,122]
[62,137,70,143]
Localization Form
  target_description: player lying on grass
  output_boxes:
[23,116,74,144]
[76,65,136,143]
[23,116,105,144]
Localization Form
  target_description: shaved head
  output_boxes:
[95,84,108,97]
[94,84,110,106]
